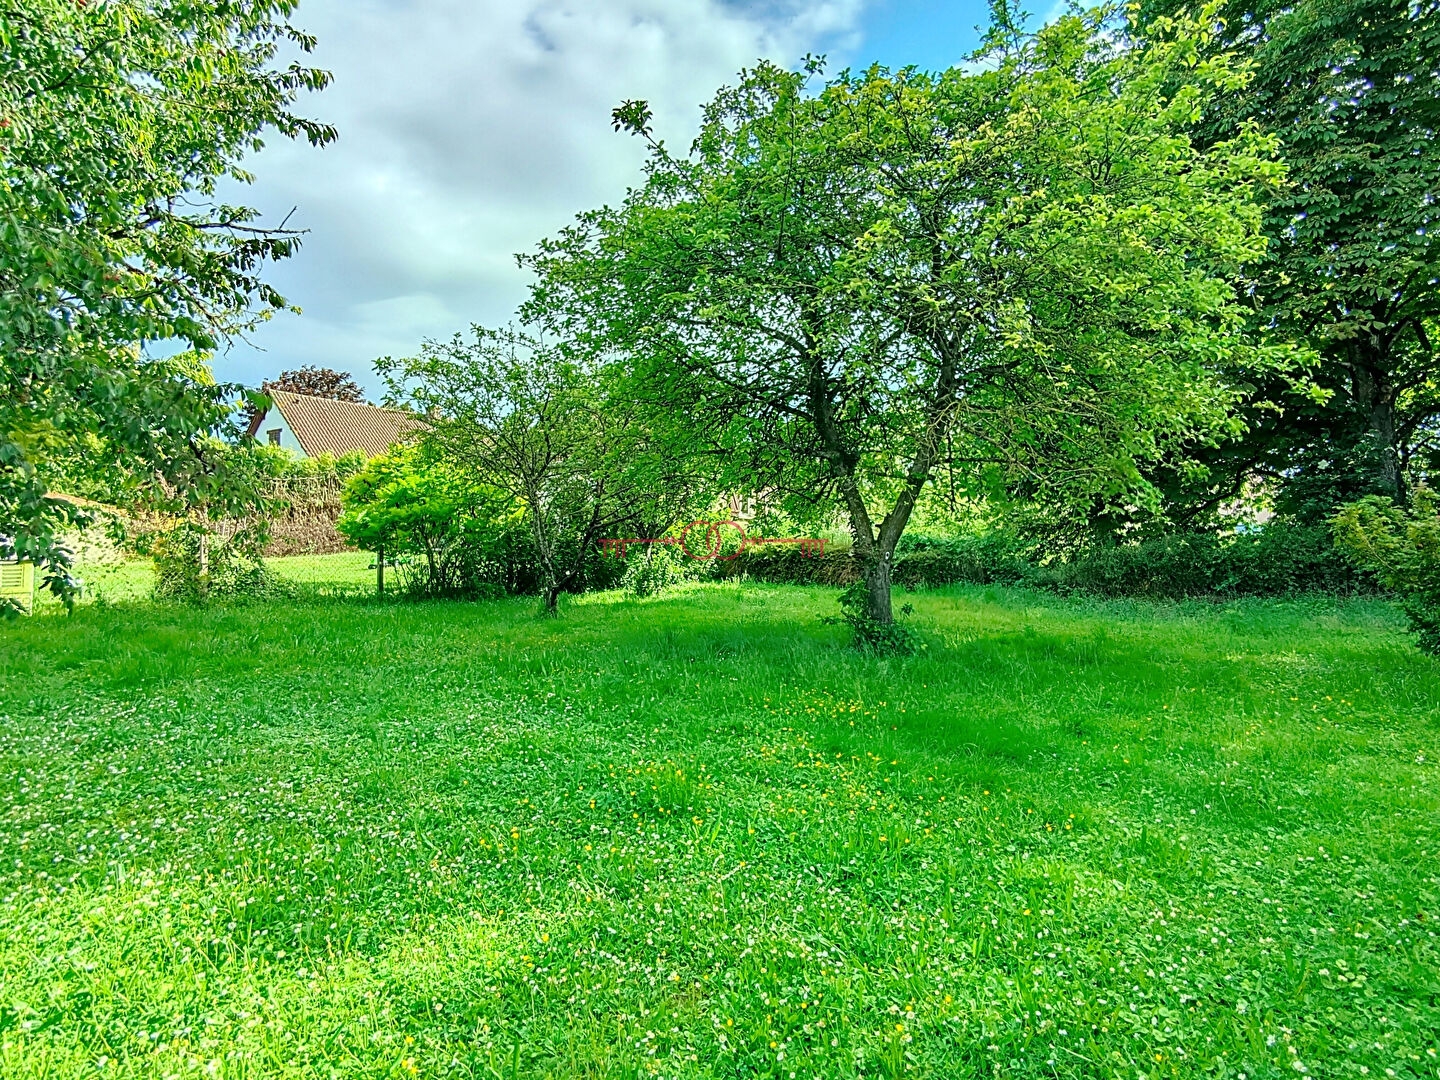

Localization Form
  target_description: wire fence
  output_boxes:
[13,477,384,611]
[270,551,383,598]
[23,549,383,611]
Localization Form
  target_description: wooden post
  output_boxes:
[197,528,209,602]
[376,543,385,597]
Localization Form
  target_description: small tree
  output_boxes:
[528,6,1297,632]
[379,326,693,613]
[338,446,519,598]
[149,517,270,604]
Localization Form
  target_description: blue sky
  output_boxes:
[855,0,988,71]
[213,0,996,395]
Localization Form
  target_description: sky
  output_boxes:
[212,0,1001,395]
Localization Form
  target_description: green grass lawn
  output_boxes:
[41,551,379,608]
[0,581,1436,1079]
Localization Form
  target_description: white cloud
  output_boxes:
[217,0,865,393]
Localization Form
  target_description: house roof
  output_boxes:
[251,390,421,459]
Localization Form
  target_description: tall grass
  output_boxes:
[0,581,1435,1078]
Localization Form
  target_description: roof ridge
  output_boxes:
[270,389,410,413]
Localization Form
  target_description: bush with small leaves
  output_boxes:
[1334,491,1440,655]
[149,520,271,603]
[622,544,693,598]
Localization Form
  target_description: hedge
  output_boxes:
[709,525,1376,599]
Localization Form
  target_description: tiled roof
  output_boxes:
[265,391,421,459]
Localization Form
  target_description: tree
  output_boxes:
[0,0,334,603]
[265,367,365,403]
[379,327,695,613]
[338,445,522,598]
[527,6,1294,628]
[1138,0,1440,516]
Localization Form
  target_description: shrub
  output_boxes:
[710,533,1039,589]
[252,443,368,481]
[150,519,271,603]
[338,446,625,600]
[892,533,1040,589]
[1046,525,1369,599]
[338,447,528,598]
[825,581,920,653]
[1334,491,1440,655]
[710,548,862,586]
[622,544,694,597]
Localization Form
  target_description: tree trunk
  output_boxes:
[815,340,952,628]
[836,479,888,625]
[196,527,209,602]
[527,496,562,616]
[1352,351,1403,498]
[862,547,894,624]
[1369,394,1401,498]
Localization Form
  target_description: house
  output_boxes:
[247,390,420,459]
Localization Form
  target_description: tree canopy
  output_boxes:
[0,0,334,602]
[525,7,1298,622]
[247,365,366,425]
[1139,0,1440,520]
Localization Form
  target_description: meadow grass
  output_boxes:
[0,579,1436,1079]
[44,551,377,609]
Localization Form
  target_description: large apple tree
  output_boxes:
[526,6,1297,626]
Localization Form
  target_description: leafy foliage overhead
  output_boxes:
[0,0,334,602]
[1139,0,1440,516]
